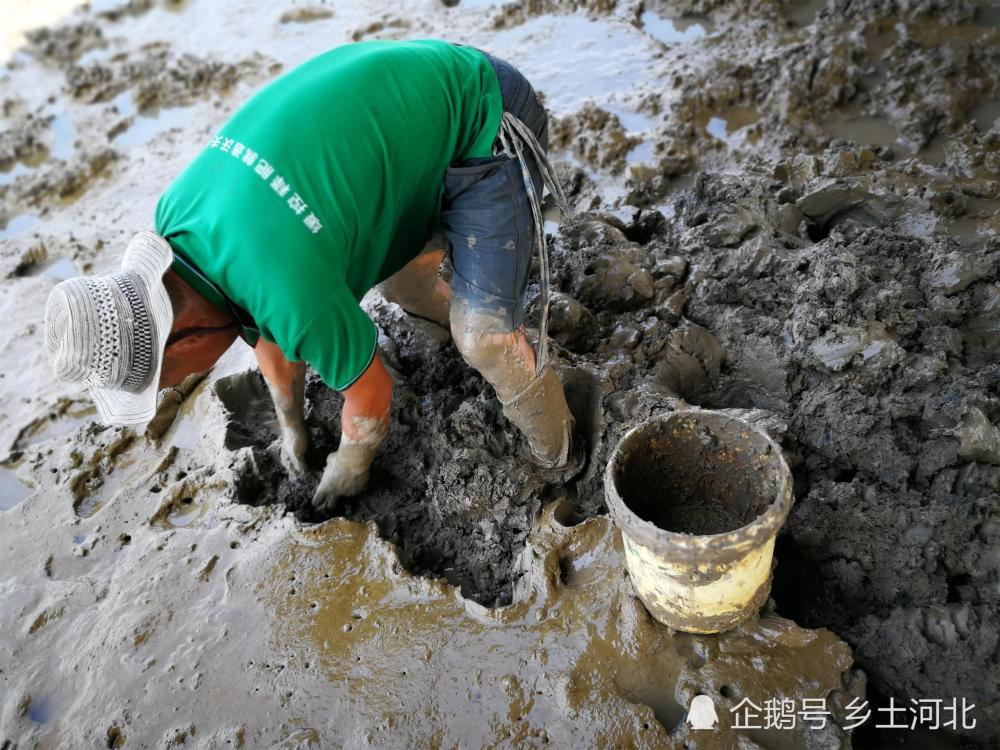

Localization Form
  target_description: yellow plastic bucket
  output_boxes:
[604,409,793,634]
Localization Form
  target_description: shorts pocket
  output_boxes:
[440,156,532,307]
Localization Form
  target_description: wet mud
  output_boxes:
[1,0,998,747]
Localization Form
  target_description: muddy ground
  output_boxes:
[1,0,998,747]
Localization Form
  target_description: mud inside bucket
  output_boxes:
[605,410,793,633]
[614,413,782,536]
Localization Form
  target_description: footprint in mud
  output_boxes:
[12,398,95,452]
[143,461,230,530]
[69,433,160,518]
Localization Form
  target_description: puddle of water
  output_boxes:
[975,3,1000,27]
[823,114,921,156]
[14,398,95,450]
[946,196,1000,243]
[166,498,205,527]
[0,145,49,186]
[154,492,216,530]
[626,140,656,167]
[90,0,133,13]
[0,464,32,511]
[2,110,77,184]
[703,107,762,146]
[490,14,660,117]
[76,45,114,66]
[603,103,656,135]
[111,92,193,148]
[864,18,900,57]
[971,98,1000,131]
[918,135,947,165]
[640,11,715,44]
[904,16,994,46]
[26,694,53,723]
[49,112,75,161]
[17,256,80,281]
[784,0,826,27]
[0,162,32,186]
[43,257,80,280]
[0,214,41,241]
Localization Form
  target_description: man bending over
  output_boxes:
[44,40,576,512]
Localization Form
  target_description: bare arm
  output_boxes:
[255,339,309,475]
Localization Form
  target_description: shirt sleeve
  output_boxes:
[295,284,378,391]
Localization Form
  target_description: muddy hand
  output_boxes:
[279,424,309,476]
[312,440,378,513]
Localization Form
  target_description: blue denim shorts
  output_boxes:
[439,50,548,334]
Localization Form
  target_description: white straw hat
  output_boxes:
[44,231,174,426]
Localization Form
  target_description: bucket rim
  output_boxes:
[603,408,794,554]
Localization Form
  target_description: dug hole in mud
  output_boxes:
[1,0,999,747]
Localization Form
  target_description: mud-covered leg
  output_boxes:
[378,248,451,328]
[450,302,573,469]
[255,339,309,475]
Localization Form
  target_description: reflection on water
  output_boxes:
[49,112,74,161]
[111,91,193,148]
[640,11,715,44]
[975,3,1000,27]
[0,214,41,240]
[18,256,80,281]
[626,140,656,167]
[825,115,901,148]
[0,109,74,185]
[26,694,53,723]
[43,257,79,280]
[603,103,656,135]
[704,107,762,146]
[13,398,95,451]
[0,464,31,511]
[784,0,826,27]
[971,98,1000,131]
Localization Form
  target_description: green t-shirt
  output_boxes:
[155,40,502,389]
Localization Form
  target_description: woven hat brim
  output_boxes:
[88,231,174,426]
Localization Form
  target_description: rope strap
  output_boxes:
[494,111,573,374]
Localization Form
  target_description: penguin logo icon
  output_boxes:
[687,694,719,730]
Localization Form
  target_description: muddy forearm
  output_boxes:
[255,340,308,472]
[339,353,392,450]
[268,365,307,437]
[256,341,306,428]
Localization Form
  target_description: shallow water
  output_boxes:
[640,12,715,45]
[111,91,194,148]
[0,213,41,240]
[971,98,1000,131]
[0,464,31,511]
[703,107,762,147]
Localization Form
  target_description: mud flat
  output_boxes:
[1,0,998,747]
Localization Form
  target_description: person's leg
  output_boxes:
[378,247,451,328]
[441,52,573,469]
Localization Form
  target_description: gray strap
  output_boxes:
[494,111,573,374]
